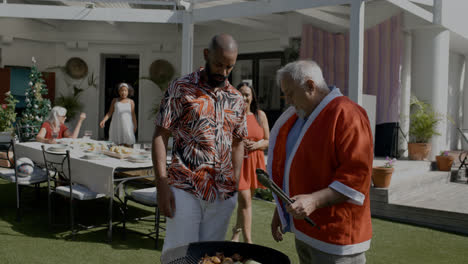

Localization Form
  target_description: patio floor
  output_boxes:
[371,157,468,234]
[1,175,468,263]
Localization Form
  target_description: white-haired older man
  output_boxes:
[268,60,373,264]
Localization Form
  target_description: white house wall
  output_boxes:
[1,18,286,142]
[192,24,283,72]
[1,38,57,69]
[1,18,182,142]
[437,0,468,41]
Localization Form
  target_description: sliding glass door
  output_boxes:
[230,52,285,126]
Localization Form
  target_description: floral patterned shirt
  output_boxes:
[155,69,247,202]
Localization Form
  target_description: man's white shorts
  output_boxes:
[161,186,237,254]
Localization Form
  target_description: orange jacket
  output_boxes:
[267,92,373,255]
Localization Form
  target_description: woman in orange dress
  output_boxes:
[231,82,270,243]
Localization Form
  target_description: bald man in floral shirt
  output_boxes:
[152,34,246,253]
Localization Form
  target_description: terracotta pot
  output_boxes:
[408,143,431,160]
[436,155,454,171]
[372,167,394,188]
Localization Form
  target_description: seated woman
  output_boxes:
[36,106,86,144]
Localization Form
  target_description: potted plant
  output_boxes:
[0,91,19,141]
[435,151,454,171]
[372,156,396,188]
[408,96,441,160]
[54,86,84,120]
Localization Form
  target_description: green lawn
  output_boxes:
[0,180,467,264]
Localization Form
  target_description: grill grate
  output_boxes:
[166,255,199,264]
[160,241,290,264]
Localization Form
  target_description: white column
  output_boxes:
[463,56,468,150]
[181,11,194,76]
[348,0,365,105]
[399,32,412,158]
[463,56,468,129]
[412,27,450,159]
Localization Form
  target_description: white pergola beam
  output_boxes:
[409,0,433,6]
[193,0,352,23]
[316,5,350,15]
[32,19,60,29]
[191,0,222,3]
[181,12,194,75]
[221,17,282,33]
[386,0,433,22]
[296,8,349,29]
[34,0,178,7]
[0,4,182,23]
[348,0,365,105]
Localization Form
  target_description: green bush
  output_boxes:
[0,92,19,133]
[409,96,441,143]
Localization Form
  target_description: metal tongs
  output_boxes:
[256,168,317,228]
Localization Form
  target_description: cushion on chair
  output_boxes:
[130,187,157,206]
[2,167,47,185]
[55,184,106,200]
[16,157,35,177]
[0,168,15,181]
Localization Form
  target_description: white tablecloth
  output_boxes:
[15,141,153,196]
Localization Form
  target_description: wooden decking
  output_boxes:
[370,158,468,235]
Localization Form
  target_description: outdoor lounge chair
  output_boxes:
[117,172,165,249]
[41,145,106,239]
[457,128,468,173]
[0,139,47,221]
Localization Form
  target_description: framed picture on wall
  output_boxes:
[4,65,56,109]
[5,65,30,109]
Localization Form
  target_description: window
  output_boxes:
[231,52,285,126]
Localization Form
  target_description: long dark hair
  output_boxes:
[236,82,261,124]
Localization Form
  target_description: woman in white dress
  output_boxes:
[99,83,137,146]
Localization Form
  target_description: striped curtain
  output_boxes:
[299,14,403,124]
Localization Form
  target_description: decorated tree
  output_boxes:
[20,57,51,140]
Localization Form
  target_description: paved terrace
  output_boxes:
[371,157,468,235]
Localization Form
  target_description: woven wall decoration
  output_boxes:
[149,59,175,89]
[65,57,88,79]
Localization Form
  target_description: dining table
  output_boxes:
[14,138,154,241]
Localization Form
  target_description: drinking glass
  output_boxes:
[83,130,92,140]
[244,148,249,159]
[133,143,141,152]
[243,140,249,159]
[143,143,152,152]
[51,131,58,140]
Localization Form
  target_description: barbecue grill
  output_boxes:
[160,241,291,264]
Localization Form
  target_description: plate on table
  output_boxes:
[81,153,105,160]
[102,150,132,159]
[56,138,75,144]
[47,144,71,153]
[127,154,151,163]
[137,150,151,156]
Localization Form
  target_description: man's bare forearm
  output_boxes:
[231,138,244,184]
[152,126,171,186]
